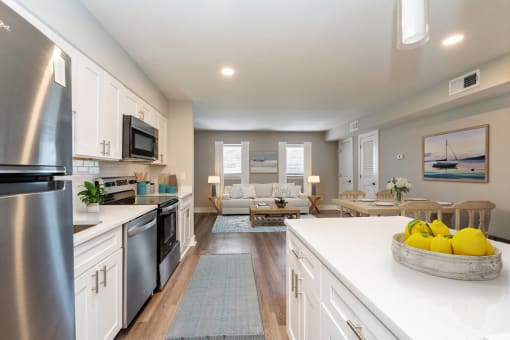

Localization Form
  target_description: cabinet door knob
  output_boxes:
[100,265,107,287]
[92,270,99,294]
[291,248,303,260]
[100,140,106,155]
[291,269,295,293]
[347,320,365,340]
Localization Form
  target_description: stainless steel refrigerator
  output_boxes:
[0,2,75,339]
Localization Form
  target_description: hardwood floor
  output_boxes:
[117,211,340,340]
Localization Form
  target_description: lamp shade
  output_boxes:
[208,176,220,184]
[308,175,320,184]
[397,0,429,49]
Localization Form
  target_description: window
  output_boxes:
[223,144,242,178]
[286,144,304,176]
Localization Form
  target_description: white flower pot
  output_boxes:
[86,203,100,213]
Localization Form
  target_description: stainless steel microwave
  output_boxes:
[122,115,158,161]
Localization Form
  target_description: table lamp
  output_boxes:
[308,175,320,196]
[208,176,220,197]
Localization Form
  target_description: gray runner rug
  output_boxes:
[166,254,265,340]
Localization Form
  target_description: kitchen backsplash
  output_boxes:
[71,159,164,214]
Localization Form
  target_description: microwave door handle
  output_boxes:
[127,217,157,237]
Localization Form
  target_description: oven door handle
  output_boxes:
[160,203,178,215]
[127,217,157,237]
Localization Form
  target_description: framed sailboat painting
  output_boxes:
[423,125,489,183]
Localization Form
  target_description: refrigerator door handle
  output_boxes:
[0,165,66,176]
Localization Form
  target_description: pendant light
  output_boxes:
[397,0,430,49]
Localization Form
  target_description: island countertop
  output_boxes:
[286,216,510,340]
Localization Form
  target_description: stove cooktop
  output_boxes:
[102,189,177,207]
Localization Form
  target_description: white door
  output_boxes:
[75,267,99,340]
[339,138,354,192]
[100,75,122,160]
[73,55,101,158]
[358,130,379,198]
[96,249,123,340]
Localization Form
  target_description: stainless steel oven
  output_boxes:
[158,200,180,290]
[122,115,158,161]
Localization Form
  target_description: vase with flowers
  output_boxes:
[386,177,411,202]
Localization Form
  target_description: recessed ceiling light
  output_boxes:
[442,34,464,47]
[220,67,235,77]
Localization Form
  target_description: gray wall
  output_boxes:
[194,130,338,208]
[378,94,510,239]
[11,0,168,112]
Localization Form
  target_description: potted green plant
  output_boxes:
[77,181,106,213]
[274,197,287,208]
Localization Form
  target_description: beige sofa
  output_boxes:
[221,183,309,215]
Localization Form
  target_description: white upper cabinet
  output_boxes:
[120,88,140,119]
[73,54,101,158]
[157,115,168,165]
[73,56,122,160]
[99,75,122,160]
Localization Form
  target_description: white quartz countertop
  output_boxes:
[286,216,510,340]
[73,205,157,246]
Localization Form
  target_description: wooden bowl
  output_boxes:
[392,233,503,281]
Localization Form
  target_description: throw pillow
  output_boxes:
[241,184,256,199]
[230,185,242,199]
[254,183,273,198]
[287,185,301,198]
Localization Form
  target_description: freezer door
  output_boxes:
[0,180,75,340]
[0,3,72,174]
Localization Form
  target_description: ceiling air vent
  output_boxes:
[449,69,480,96]
[349,120,359,132]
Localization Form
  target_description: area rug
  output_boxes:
[166,254,264,340]
[212,214,316,233]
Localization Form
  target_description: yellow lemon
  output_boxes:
[485,238,496,256]
[430,235,453,254]
[451,228,487,256]
[429,219,450,236]
[405,219,432,239]
[404,232,432,251]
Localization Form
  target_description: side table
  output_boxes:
[208,196,222,214]
[308,195,321,214]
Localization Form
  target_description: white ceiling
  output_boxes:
[81,0,510,131]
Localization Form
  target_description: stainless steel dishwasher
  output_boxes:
[123,210,158,327]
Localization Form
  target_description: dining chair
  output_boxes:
[339,190,366,200]
[451,200,496,235]
[338,190,366,216]
[376,189,393,200]
[399,201,443,223]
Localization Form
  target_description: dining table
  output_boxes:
[333,198,456,218]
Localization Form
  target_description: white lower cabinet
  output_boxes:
[320,305,346,340]
[287,231,397,340]
[287,233,320,340]
[74,227,123,340]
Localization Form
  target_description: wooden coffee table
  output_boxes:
[249,204,300,227]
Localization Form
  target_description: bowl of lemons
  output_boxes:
[392,219,502,280]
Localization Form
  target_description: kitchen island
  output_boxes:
[285,216,510,340]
